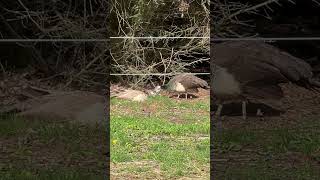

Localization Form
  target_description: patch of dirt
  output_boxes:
[160,88,210,100]
[149,135,209,142]
[212,148,320,175]
[142,103,160,114]
[197,88,210,97]
[111,161,161,180]
[111,160,209,180]
[168,116,186,124]
[213,83,320,130]
[212,83,320,178]
[1,71,69,108]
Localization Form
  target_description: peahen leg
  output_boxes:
[256,109,263,116]
[242,101,247,120]
[215,104,223,120]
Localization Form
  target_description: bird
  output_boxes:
[160,74,209,99]
[110,84,161,102]
[211,41,320,120]
[1,90,106,125]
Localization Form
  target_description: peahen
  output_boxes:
[212,41,320,120]
[160,74,209,99]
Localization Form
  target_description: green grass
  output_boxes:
[223,163,320,180]
[0,114,107,179]
[213,118,320,179]
[0,168,105,180]
[111,95,210,179]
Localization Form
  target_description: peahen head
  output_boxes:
[147,85,162,96]
[161,83,176,92]
[154,85,162,93]
[161,84,169,89]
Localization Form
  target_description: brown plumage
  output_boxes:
[110,84,161,102]
[212,41,320,119]
[163,74,209,99]
[1,91,106,125]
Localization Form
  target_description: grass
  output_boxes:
[0,114,107,179]
[0,169,105,180]
[213,117,320,179]
[110,95,210,179]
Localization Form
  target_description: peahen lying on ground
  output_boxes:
[110,84,161,102]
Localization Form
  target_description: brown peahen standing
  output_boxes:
[161,74,209,99]
[211,41,320,120]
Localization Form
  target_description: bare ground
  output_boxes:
[212,83,320,129]
[212,83,320,178]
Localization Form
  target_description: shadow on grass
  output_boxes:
[0,113,107,179]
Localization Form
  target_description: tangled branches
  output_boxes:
[0,0,110,89]
[110,38,209,87]
[110,0,210,86]
[211,0,298,37]
[3,0,318,88]
[0,0,108,39]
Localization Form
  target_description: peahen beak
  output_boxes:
[161,84,168,89]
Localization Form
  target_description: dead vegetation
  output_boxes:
[110,0,210,86]
[0,0,110,90]
[211,0,320,37]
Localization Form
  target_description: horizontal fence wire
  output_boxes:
[110,36,210,39]
[0,39,110,42]
[110,73,210,76]
[110,36,320,41]
[211,37,320,41]
[110,37,320,41]
[1,37,320,42]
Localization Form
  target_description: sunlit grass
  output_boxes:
[111,95,210,179]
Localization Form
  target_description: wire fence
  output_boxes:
[2,36,320,77]
[110,37,210,39]
[111,36,320,41]
[2,36,320,42]
[109,36,320,76]
[0,39,110,42]
[110,73,210,76]
[211,37,320,41]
